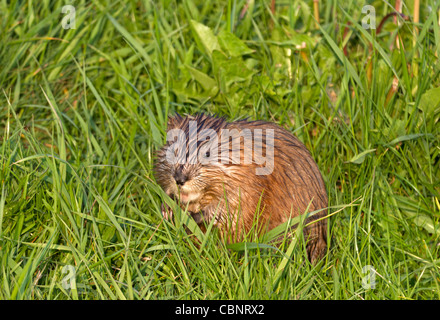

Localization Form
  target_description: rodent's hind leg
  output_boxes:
[303,218,327,264]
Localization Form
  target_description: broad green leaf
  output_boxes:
[212,50,254,88]
[189,20,220,57]
[218,29,254,57]
[418,86,440,116]
[412,213,440,236]
[184,64,219,95]
[349,149,376,164]
[401,207,440,236]
[387,133,429,146]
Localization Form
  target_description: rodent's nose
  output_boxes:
[174,171,187,186]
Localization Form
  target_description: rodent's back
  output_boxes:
[230,120,327,234]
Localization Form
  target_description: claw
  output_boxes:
[161,203,174,221]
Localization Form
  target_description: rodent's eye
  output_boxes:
[205,150,210,158]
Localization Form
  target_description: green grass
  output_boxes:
[0,0,439,300]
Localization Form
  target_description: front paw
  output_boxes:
[161,203,174,221]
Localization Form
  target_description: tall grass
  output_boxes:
[0,0,439,299]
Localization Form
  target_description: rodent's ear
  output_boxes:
[167,113,184,130]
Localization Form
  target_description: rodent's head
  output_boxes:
[154,113,231,205]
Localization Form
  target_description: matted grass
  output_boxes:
[0,0,439,300]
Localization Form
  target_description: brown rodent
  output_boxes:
[154,113,328,262]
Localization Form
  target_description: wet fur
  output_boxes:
[154,113,328,262]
